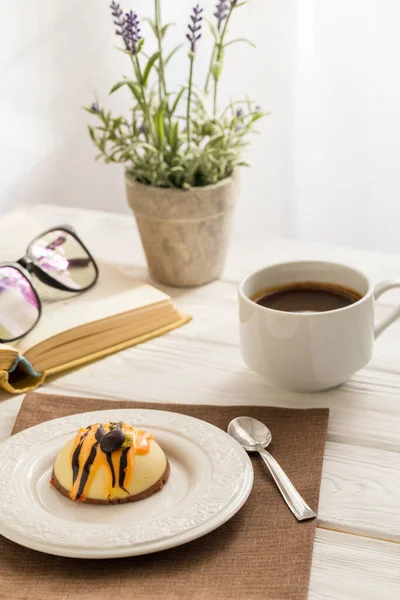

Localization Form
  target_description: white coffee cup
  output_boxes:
[238,261,400,392]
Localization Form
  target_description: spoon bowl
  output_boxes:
[228,416,272,452]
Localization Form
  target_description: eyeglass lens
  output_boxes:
[0,266,40,342]
[29,230,97,290]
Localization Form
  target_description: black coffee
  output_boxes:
[254,282,362,313]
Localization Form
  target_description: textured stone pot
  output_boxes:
[125,173,238,287]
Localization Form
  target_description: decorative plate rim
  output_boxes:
[0,409,253,558]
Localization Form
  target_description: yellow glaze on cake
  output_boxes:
[53,422,168,502]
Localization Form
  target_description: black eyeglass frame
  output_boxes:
[0,225,99,343]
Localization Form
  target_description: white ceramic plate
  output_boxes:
[0,409,253,558]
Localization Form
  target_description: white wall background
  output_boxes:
[294,0,400,253]
[2,1,400,252]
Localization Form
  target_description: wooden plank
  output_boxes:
[310,529,400,600]
[0,396,23,439]
[319,442,400,542]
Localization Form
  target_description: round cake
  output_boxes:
[52,421,170,504]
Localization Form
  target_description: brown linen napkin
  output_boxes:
[1,392,329,600]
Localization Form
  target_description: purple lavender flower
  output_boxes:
[110,2,125,37]
[231,0,238,5]
[235,108,245,131]
[110,2,141,54]
[214,0,229,30]
[123,10,141,54]
[138,122,146,134]
[90,101,100,113]
[186,5,203,53]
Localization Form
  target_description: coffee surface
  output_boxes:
[254,282,362,313]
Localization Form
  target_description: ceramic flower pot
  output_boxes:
[125,173,238,287]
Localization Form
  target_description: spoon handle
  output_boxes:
[257,447,316,521]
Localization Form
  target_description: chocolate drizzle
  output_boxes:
[119,447,130,492]
[106,452,116,488]
[76,442,99,500]
[71,428,90,484]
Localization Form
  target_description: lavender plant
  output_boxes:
[86,1,264,189]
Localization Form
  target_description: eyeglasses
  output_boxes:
[0,225,99,343]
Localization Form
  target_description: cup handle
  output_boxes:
[374,281,400,338]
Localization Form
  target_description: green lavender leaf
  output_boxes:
[170,87,186,116]
[190,87,207,114]
[138,142,159,153]
[83,106,99,115]
[110,81,146,113]
[205,18,220,43]
[224,38,256,49]
[161,22,176,38]
[249,113,264,123]
[126,82,145,108]
[165,44,183,65]
[87,125,96,142]
[142,51,161,86]
[169,121,179,152]
[109,81,128,95]
[206,134,225,148]
[154,103,166,149]
[143,18,157,37]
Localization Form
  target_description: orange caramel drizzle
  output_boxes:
[68,422,153,501]
[123,430,153,487]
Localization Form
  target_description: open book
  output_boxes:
[0,213,190,394]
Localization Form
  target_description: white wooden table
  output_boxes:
[1,204,400,599]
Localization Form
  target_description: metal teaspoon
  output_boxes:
[228,416,317,521]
